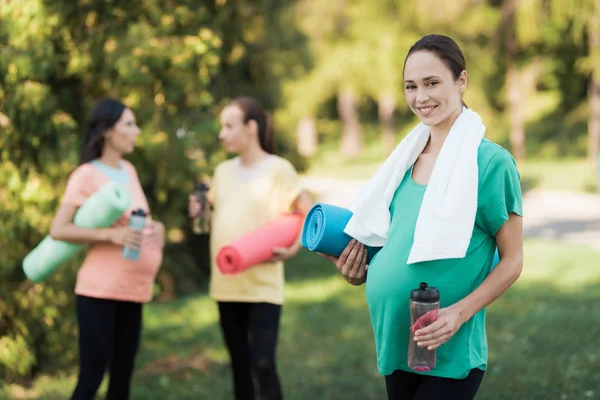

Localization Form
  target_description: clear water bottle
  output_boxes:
[408,282,440,372]
[192,182,210,235]
[122,209,147,261]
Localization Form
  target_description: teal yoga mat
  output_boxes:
[23,181,132,283]
[301,203,382,263]
[302,203,502,268]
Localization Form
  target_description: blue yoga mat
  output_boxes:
[302,203,502,268]
[301,203,382,263]
[492,248,500,269]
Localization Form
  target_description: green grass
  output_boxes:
[518,159,597,194]
[3,238,600,400]
[303,139,598,194]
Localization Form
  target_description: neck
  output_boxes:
[425,107,463,153]
[97,147,122,169]
[239,145,269,167]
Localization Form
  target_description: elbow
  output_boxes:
[509,255,524,283]
[295,191,315,217]
[49,221,65,241]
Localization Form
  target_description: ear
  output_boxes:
[458,70,468,94]
[102,126,114,139]
[246,119,259,137]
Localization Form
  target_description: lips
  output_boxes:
[417,105,437,116]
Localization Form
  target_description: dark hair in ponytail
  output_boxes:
[79,98,127,164]
[228,97,275,154]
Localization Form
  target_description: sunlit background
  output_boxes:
[1,0,599,399]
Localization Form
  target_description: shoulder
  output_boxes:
[121,159,138,174]
[213,158,235,177]
[269,155,298,175]
[62,163,100,203]
[477,139,519,178]
[68,162,97,181]
[121,159,135,169]
[119,159,143,184]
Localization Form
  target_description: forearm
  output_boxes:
[290,190,314,253]
[452,256,523,322]
[290,235,302,253]
[50,224,112,245]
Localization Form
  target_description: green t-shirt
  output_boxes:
[365,139,523,379]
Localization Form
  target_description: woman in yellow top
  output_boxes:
[189,97,313,400]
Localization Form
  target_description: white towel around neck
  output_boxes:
[343,107,486,264]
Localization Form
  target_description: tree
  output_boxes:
[546,0,600,163]
[587,0,600,164]
[501,0,527,160]
[285,0,417,157]
[0,0,307,381]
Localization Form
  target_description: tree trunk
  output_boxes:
[507,64,526,160]
[588,0,600,166]
[296,116,317,157]
[338,88,362,156]
[152,103,164,207]
[589,79,600,165]
[503,0,526,161]
[378,92,396,156]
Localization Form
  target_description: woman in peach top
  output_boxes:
[50,98,164,400]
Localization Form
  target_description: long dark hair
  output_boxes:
[404,34,468,108]
[228,97,275,154]
[79,98,127,164]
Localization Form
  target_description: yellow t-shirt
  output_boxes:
[208,155,303,305]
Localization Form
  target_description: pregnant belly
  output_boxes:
[366,260,474,311]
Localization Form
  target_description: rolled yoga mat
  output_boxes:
[301,203,382,263]
[302,204,502,268]
[216,213,304,275]
[23,180,132,283]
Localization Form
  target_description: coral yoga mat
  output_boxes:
[216,213,304,274]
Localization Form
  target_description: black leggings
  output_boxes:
[385,368,485,400]
[71,295,142,400]
[218,301,282,400]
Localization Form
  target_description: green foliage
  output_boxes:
[0,0,308,382]
[279,0,594,158]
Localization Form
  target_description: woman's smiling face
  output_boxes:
[403,50,467,127]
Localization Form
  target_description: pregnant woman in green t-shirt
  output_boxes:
[322,34,524,400]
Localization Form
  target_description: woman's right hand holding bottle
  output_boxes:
[107,227,143,250]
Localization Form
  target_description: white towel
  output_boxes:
[343,107,486,264]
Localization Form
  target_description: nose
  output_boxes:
[218,129,226,141]
[415,87,429,104]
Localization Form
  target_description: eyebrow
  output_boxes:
[404,75,440,83]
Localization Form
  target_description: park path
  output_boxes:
[300,176,600,250]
